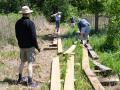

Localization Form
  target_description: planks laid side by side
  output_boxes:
[93,60,112,72]
[57,38,63,54]
[82,45,105,90]
[64,55,75,90]
[85,44,99,60]
[50,56,61,90]
[53,38,58,45]
[63,45,76,54]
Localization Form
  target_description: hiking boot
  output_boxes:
[17,74,26,84]
[87,39,89,43]
[80,40,83,44]
[28,77,38,88]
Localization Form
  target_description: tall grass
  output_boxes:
[89,29,120,74]
[0,13,53,47]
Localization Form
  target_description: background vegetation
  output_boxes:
[0,0,120,89]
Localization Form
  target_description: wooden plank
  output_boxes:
[93,60,112,72]
[53,38,58,45]
[50,56,61,90]
[63,45,76,54]
[43,47,57,50]
[64,55,74,90]
[57,38,63,54]
[98,75,119,86]
[82,45,105,90]
[49,44,57,47]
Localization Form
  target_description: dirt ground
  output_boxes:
[0,24,68,90]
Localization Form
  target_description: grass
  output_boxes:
[0,51,19,59]
[0,62,5,69]
[89,29,120,74]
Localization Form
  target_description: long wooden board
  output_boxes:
[57,38,63,54]
[82,45,105,90]
[50,56,61,90]
[63,45,76,54]
[53,38,58,45]
[64,55,74,90]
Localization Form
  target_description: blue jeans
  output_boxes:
[56,20,60,32]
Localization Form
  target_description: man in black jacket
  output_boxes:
[15,6,40,87]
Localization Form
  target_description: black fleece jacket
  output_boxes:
[15,16,39,49]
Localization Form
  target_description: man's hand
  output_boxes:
[37,48,41,52]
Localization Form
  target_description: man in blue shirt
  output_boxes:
[78,18,90,44]
[51,11,62,34]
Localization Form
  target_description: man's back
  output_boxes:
[15,16,36,48]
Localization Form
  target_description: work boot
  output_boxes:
[87,39,89,43]
[17,74,26,84]
[28,76,38,88]
[80,40,83,44]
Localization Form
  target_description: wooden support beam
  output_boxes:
[98,75,119,86]
[93,70,110,75]
[57,38,63,54]
[93,60,112,73]
[63,45,76,55]
[50,56,61,90]
[82,45,105,90]
[64,55,75,90]
[43,47,57,50]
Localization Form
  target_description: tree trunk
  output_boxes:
[95,11,99,32]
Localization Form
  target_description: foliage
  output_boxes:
[104,0,120,51]
[89,29,120,74]
[88,0,105,14]
[42,0,70,22]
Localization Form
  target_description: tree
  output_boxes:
[88,0,105,32]
[105,0,120,51]
[42,0,69,22]
[70,0,89,16]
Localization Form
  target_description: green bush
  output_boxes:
[42,0,70,22]
[104,0,120,51]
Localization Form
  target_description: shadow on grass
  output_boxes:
[0,78,27,86]
[37,34,54,41]
[90,28,108,36]
[60,30,78,39]
[38,30,78,41]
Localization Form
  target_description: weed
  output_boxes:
[0,51,19,59]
